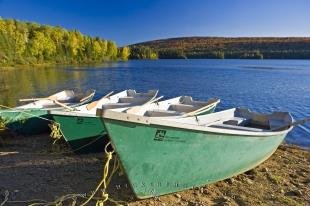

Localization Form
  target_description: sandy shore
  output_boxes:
[0,132,309,206]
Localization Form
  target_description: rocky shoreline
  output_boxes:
[0,133,309,206]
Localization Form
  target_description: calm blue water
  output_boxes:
[1,59,309,148]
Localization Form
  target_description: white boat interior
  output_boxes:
[100,90,159,111]
[172,108,293,131]
[122,96,220,117]
[50,89,158,115]
[17,90,95,109]
[102,108,293,135]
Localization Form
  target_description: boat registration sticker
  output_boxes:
[154,129,186,143]
[154,129,166,141]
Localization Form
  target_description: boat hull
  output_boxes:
[0,109,51,135]
[103,119,287,199]
[52,114,107,153]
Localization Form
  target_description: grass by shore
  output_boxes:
[0,133,309,206]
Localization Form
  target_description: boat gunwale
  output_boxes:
[48,110,97,117]
[101,109,293,137]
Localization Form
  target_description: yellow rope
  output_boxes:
[48,122,63,144]
[0,118,6,131]
[81,142,115,206]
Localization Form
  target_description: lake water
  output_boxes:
[0,59,309,148]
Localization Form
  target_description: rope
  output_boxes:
[0,190,9,206]
[48,122,63,144]
[80,142,115,206]
[0,117,6,131]
[49,131,106,155]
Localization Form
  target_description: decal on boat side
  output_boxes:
[154,129,166,141]
[154,129,186,143]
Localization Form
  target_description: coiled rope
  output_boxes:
[48,122,63,144]
[0,117,6,131]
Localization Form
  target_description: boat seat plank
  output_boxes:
[118,97,151,104]
[145,110,182,117]
[102,103,131,110]
[168,104,196,113]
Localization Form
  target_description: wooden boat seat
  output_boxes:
[102,103,131,110]
[168,104,196,113]
[144,110,182,117]
[180,96,219,107]
[118,97,150,104]
[127,89,158,98]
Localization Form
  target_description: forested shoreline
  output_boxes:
[2,18,310,67]
[0,18,132,67]
[132,37,310,59]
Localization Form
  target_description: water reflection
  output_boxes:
[0,67,86,107]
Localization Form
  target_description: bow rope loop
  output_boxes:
[80,142,118,206]
[48,122,62,144]
[0,117,6,131]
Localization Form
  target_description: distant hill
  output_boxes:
[131,37,310,59]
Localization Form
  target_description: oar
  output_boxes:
[102,91,114,99]
[145,95,164,105]
[51,99,74,111]
[271,117,310,131]
[20,98,48,102]
[126,96,164,114]
[19,93,57,102]
[86,91,114,111]
[182,99,220,117]
[79,90,96,103]
[125,96,164,114]
[20,96,73,111]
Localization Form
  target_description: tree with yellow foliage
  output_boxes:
[0,18,132,66]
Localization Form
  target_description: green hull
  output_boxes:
[0,109,51,135]
[52,114,107,153]
[103,119,287,198]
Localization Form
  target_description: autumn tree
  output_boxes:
[118,46,130,60]
[0,18,147,66]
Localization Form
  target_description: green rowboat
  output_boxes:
[0,90,95,135]
[49,89,159,152]
[101,108,294,198]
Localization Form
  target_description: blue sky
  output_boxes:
[0,0,309,45]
